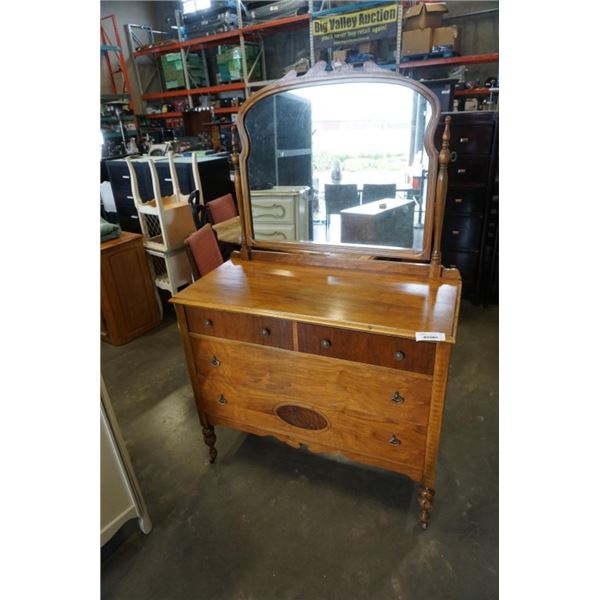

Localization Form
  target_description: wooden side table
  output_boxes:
[101,232,161,346]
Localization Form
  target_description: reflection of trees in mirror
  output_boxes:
[313,151,407,172]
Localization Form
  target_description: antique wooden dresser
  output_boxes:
[172,64,461,528]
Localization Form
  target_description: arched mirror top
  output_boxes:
[235,65,442,260]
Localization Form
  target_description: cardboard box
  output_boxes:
[404,3,447,31]
[358,41,379,55]
[217,44,261,83]
[332,49,348,63]
[432,25,459,52]
[401,28,432,57]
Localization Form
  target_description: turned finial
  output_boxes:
[230,124,251,260]
[430,116,451,278]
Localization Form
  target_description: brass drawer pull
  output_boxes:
[459,137,469,143]
[217,394,227,405]
[320,339,332,349]
[457,168,467,174]
[261,327,271,337]
[210,356,221,367]
[391,391,405,405]
[394,351,405,361]
[389,434,401,446]
[204,319,213,327]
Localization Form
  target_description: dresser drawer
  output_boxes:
[445,189,486,215]
[297,323,435,375]
[206,395,427,471]
[436,124,494,155]
[448,156,490,184]
[251,196,295,224]
[442,215,483,250]
[185,306,293,350]
[196,352,427,471]
[254,224,297,241]
[191,336,433,426]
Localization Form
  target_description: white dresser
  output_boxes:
[250,186,310,241]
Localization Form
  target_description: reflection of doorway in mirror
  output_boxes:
[289,83,430,249]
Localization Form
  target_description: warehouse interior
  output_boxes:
[99,1,499,598]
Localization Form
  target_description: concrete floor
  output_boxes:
[101,300,498,600]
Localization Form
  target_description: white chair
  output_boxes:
[126,152,194,295]
[126,152,196,253]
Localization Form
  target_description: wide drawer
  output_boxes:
[436,123,494,155]
[254,224,297,241]
[448,155,490,185]
[185,306,293,350]
[297,323,435,375]
[445,188,486,215]
[251,196,295,224]
[442,215,483,250]
[191,336,433,426]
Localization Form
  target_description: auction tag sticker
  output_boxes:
[415,332,446,342]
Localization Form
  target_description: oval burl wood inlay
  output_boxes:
[276,405,328,430]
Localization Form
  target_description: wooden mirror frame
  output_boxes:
[232,66,450,265]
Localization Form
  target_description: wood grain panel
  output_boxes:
[185,306,293,350]
[171,255,461,343]
[191,336,432,426]
[297,323,435,375]
[207,413,424,482]
[203,393,426,469]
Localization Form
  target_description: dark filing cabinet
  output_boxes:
[435,111,499,304]
[106,156,234,235]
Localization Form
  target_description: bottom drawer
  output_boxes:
[254,224,296,242]
[204,390,427,471]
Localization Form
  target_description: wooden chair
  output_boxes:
[361,183,397,203]
[206,193,238,225]
[126,153,194,295]
[126,153,196,253]
[184,224,224,281]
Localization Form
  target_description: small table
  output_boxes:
[340,198,416,247]
[212,215,242,244]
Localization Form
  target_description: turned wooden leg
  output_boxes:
[418,487,435,530]
[202,425,217,463]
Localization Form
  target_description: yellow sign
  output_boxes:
[312,3,398,49]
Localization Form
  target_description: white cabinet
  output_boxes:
[251,186,310,241]
[101,378,151,546]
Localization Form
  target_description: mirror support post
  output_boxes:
[430,116,451,278]
[231,125,252,260]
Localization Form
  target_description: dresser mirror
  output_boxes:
[237,72,441,260]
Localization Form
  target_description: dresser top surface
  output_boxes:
[172,257,460,343]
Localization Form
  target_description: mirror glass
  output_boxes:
[244,81,433,251]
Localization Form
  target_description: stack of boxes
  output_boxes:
[216,44,262,83]
[400,3,459,58]
[160,53,208,90]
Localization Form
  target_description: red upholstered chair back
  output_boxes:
[206,193,237,225]
[184,224,224,280]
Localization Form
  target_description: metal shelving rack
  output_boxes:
[126,2,314,125]
[101,15,139,149]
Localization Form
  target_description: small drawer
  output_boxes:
[253,224,296,241]
[442,250,479,284]
[251,196,295,224]
[448,156,490,185]
[442,215,483,250]
[185,306,293,350]
[445,189,486,215]
[436,123,494,155]
[297,324,435,375]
